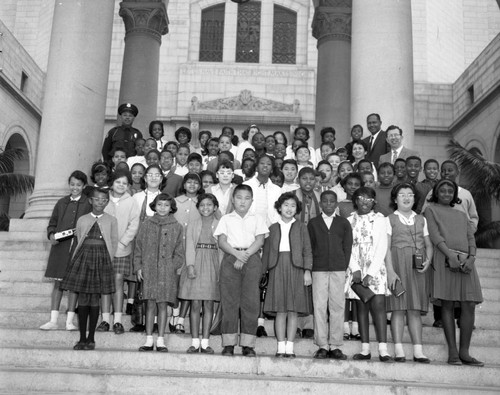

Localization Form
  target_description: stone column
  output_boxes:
[23,0,115,220]
[350,0,415,148]
[312,0,352,148]
[118,0,169,134]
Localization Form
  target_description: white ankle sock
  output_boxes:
[361,342,370,355]
[102,313,110,323]
[144,335,154,347]
[395,343,405,358]
[127,298,134,304]
[66,311,75,324]
[178,317,185,326]
[157,336,165,347]
[114,312,122,324]
[285,341,294,354]
[343,321,350,333]
[258,318,265,326]
[201,338,209,349]
[277,341,286,354]
[378,342,389,356]
[351,321,359,335]
[192,338,200,348]
[413,344,426,359]
[50,310,59,323]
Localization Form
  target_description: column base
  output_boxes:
[23,189,67,220]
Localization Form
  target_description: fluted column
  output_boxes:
[118,0,169,133]
[350,0,415,148]
[23,0,115,220]
[312,0,352,148]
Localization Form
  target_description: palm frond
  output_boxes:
[475,221,500,248]
[0,148,28,174]
[0,173,35,197]
[446,139,500,200]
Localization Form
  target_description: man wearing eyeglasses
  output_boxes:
[160,150,183,197]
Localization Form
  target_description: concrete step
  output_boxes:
[0,327,498,363]
[0,259,48,271]
[2,366,497,395]
[0,231,47,242]
[3,365,500,395]
[0,240,50,251]
[1,346,499,388]
[1,250,49,260]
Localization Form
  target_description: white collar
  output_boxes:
[322,212,336,219]
[90,213,104,219]
[278,217,296,226]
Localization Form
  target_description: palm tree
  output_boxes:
[446,139,500,247]
[0,147,35,230]
[0,147,34,196]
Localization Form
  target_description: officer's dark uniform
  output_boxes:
[102,103,143,160]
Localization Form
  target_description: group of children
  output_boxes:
[40,111,483,366]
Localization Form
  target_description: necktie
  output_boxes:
[369,136,374,149]
[391,149,397,164]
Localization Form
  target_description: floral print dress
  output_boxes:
[345,211,389,299]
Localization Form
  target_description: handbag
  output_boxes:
[351,282,375,303]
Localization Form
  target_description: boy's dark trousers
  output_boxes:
[220,253,261,348]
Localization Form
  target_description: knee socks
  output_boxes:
[77,306,90,343]
[88,306,100,342]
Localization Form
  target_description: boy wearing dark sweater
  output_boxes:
[307,190,353,359]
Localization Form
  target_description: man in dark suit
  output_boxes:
[379,125,419,165]
[363,113,390,168]
[159,150,183,197]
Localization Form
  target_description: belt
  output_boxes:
[196,243,217,250]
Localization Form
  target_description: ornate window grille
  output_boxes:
[273,5,296,64]
[236,2,261,63]
[199,4,225,62]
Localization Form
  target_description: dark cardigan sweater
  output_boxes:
[307,214,353,272]
[262,220,313,274]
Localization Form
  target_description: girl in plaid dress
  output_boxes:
[61,188,118,351]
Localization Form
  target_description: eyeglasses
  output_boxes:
[91,197,108,203]
[397,193,415,198]
[357,196,375,204]
[146,173,162,179]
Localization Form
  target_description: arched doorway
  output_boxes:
[0,133,31,220]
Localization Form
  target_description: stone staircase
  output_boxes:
[1,224,500,394]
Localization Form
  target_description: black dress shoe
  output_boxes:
[73,341,86,351]
[174,324,185,334]
[222,346,234,356]
[157,346,169,353]
[379,354,392,362]
[353,353,371,360]
[432,320,443,328]
[96,321,110,332]
[129,324,145,332]
[187,346,199,353]
[413,356,430,364]
[169,322,176,333]
[256,325,268,337]
[350,334,361,341]
[329,348,347,360]
[285,353,296,359]
[113,323,125,335]
[242,346,256,357]
[83,341,95,350]
[201,346,214,354]
[459,357,483,367]
[394,356,406,362]
[302,329,314,339]
[139,345,154,352]
[275,352,286,358]
[125,303,133,315]
[313,348,328,359]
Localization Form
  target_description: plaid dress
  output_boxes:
[61,222,115,294]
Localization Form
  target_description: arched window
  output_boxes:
[236,1,261,63]
[199,4,225,62]
[273,5,296,64]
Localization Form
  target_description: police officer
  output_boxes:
[102,103,143,161]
